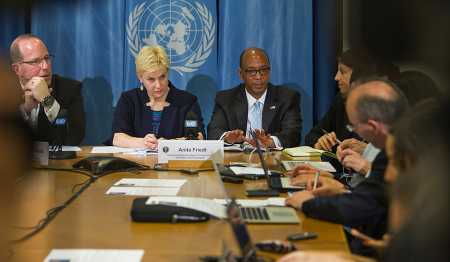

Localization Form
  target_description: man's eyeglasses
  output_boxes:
[244,67,270,77]
[19,54,54,67]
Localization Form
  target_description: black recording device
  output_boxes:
[246,189,279,197]
[216,163,265,180]
[287,232,318,241]
[255,240,297,254]
[73,156,147,175]
[221,175,244,184]
[184,110,200,140]
[131,197,209,223]
[49,109,76,159]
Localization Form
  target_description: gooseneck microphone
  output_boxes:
[184,110,200,140]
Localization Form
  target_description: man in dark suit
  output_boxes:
[207,47,302,148]
[286,78,408,257]
[10,34,85,145]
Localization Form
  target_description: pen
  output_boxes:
[313,171,320,190]
[321,128,342,144]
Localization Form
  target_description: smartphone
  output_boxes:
[246,189,280,197]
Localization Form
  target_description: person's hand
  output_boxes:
[337,138,367,159]
[314,132,338,151]
[197,132,204,140]
[224,129,245,144]
[143,134,158,149]
[245,129,274,148]
[285,191,315,210]
[339,149,370,175]
[350,229,390,254]
[307,177,347,197]
[289,173,315,187]
[21,90,39,113]
[285,164,317,178]
[24,76,50,102]
[286,164,333,179]
[278,251,376,262]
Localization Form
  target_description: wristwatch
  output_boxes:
[42,95,55,108]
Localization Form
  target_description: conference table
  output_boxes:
[10,147,349,261]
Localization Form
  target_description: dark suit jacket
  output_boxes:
[302,150,389,256]
[207,83,302,147]
[35,74,85,145]
[111,83,204,140]
[304,94,360,148]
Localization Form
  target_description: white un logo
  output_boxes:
[127,0,216,75]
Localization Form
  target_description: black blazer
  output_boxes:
[207,83,302,147]
[304,94,360,148]
[35,74,85,145]
[302,150,389,256]
[111,83,204,140]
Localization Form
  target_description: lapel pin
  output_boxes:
[270,105,276,110]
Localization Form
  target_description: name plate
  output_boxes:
[158,140,224,164]
[32,141,49,166]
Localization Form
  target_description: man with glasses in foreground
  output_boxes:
[286,78,408,257]
[207,47,302,148]
[10,34,85,145]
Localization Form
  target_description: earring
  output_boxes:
[139,83,144,91]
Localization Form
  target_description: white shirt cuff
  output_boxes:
[43,99,60,123]
[271,135,282,148]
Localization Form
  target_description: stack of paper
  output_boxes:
[106,178,186,196]
[91,146,157,155]
[44,249,144,262]
[282,146,325,157]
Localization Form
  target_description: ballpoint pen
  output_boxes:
[321,128,342,144]
[313,171,320,190]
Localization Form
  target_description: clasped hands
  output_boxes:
[224,128,274,148]
[337,138,371,175]
[21,76,52,113]
[143,132,204,150]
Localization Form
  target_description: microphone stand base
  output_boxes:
[49,151,77,160]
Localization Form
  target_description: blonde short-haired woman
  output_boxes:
[111,45,204,149]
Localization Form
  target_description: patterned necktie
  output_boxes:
[248,101,262,137]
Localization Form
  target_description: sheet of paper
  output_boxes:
[213,197,286,207]
[146,196,226,218]
[59,146,82,152]
[223,144,282,151]
[122,148,158,155]
[283,146,325,157]
[91,146,138,154]
[106,186,180,196]
[45,249,144,262]
[282,160,336,172]
[114,178,186,188]
[229,166,265,175]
